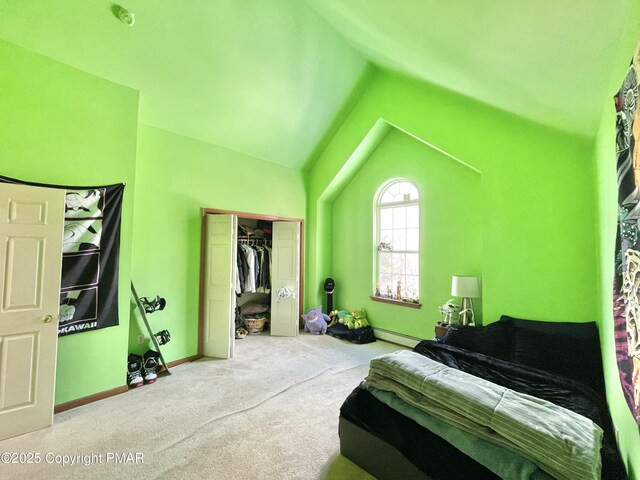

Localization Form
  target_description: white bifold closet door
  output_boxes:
[270,221,300,337]
[203,215,300,359]
[203,214,238,359]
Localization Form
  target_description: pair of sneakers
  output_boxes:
[127,350,160,388]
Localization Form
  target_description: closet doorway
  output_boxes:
[198,208,304,359]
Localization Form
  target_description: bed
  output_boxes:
[338,315,626,480]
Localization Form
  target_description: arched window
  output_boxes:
[375,179,420,302]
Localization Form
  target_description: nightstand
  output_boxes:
[434,323,450,340]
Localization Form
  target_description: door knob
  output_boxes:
[42,314,54,324]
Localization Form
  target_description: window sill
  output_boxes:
[370,296,422,309]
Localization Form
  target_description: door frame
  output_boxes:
[198,208,304,357]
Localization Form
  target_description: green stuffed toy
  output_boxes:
[343,314,356,329]
[336,310,353,328]
[352,308,369,329]
[328,309,343,328]
[336,308,369,330]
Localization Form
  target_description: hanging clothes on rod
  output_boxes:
[239,244,257,293]
[236,236,272,294]
[236,245,249,295]
[255,246,271,293]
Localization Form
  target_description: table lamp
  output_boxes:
[451,275,481,325]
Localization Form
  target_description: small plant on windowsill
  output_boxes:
[401,297,420,305]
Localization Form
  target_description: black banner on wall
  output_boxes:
[0,175,124,336]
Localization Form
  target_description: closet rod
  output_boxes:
[237,237,271,246]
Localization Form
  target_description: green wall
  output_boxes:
[0,38,307,405]
[0,0,370,170]
[129,125,306,360]
[307,70,598,336]
[4,14,640,477]
[0,39,139,404]
[331,127,481,336]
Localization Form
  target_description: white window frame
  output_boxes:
[374,179,420,303]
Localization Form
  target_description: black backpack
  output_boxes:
[326,323,376,344]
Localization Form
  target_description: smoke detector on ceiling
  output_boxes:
[112,5,135,27]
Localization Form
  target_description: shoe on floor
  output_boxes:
[143,350,160,384]
[235,327,248,339]
[127,354,144,388]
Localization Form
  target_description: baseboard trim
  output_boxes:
[54,385,128,414]
[165,354,201,369]
[54,354,200,414]
[373,328,421,348]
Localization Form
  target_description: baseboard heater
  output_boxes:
[372,327,422,348]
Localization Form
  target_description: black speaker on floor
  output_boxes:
[324,277,335,313]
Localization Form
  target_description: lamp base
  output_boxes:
[459,298,474,326]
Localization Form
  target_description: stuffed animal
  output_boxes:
[235,326,248,339]
[302,306,329,335]
[352,308,369,329]
[337,308,370,329]
[328,310,340,328]
[341,314,356,329]
[438,299,460,324]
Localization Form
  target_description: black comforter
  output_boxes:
[340,340,625,480]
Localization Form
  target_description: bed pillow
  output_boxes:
[499,315,599,341]
[510,327,603,391]
[472,321,513,360]
[444,321,513,361]
[442,326,477,351]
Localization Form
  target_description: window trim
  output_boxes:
[370,295,422,309]
[373,179,420,305]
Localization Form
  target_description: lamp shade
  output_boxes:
[451,275,481,298]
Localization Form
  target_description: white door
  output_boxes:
[0,183,64,441]
[270,221,300,337]
[203,214,237,358]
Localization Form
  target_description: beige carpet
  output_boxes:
[0,333,403,479]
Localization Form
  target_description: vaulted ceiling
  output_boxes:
[0,1,633,168]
